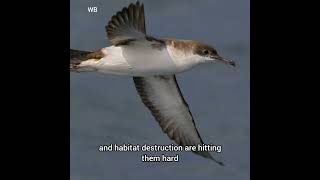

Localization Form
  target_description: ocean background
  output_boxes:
[70,0,250,179]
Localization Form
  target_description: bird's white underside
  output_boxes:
[79,41,204,76]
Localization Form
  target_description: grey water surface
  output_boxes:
[71,0,250,179]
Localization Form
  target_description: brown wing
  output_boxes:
[133,75,224,165]
[106,1,146,46]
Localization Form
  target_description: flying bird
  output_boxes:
[70,1,235,166]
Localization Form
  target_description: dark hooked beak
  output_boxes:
[212,56,236,67]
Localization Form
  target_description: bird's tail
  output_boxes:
[70,49,93,71]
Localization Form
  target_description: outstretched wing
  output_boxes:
[106,1,146,46]
[133,75,224,165]
[105,1,165,48]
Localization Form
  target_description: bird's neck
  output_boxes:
[165,41,202,71]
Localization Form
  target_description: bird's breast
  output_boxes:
[121,45,187,75]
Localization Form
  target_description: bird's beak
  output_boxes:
[212,56,236,67]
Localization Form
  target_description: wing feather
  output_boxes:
[133,75,224,165]
[106,1,146,46]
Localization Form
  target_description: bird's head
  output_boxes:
[193,42,235,67]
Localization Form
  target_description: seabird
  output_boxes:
[70,1,235,166]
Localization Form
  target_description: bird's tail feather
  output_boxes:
[70,49,92,71]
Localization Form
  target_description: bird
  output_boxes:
[70,1,235,166]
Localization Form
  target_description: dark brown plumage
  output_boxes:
[163,38,219,57]
[106,1,146,46]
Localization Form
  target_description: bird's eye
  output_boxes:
[203,49,209,55]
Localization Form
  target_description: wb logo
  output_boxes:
[88,7,98,13]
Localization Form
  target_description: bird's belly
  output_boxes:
[126,56,181,76]
[96,46,187,76]
[125,45,192,75]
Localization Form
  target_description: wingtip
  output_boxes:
[135,1,144,6]
[210,157,225,166]
[217,161,225,166]
[206,153,225,166]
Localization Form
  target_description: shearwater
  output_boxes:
[70,1,235,166]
